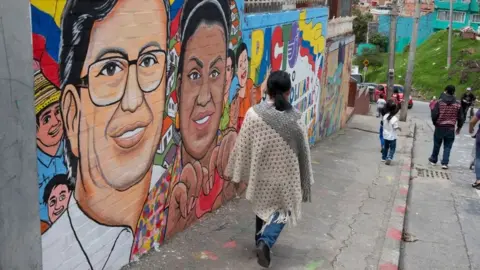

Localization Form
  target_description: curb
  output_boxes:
[378,122,416,270]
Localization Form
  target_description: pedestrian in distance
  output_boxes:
[429,85,464,170]
[461,87,475,119]
[382,100,402,165]
[429,96,437,111]
[376,93,386,118]
[226,70,314,268]
[469,110,480,189]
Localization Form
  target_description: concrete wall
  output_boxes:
[0,0,42,269]
[320,35,355,138]
[379,13,435,53]
[31,0,329,268]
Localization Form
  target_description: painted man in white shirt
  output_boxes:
[41,0,169,268]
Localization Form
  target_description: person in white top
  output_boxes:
[382,100,402,165]
[376,93,387,118]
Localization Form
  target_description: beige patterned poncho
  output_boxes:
[226,102,314,227]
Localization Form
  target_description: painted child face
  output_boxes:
[36,103,63,148]
[47,184,71,223]
[179,23,226,159]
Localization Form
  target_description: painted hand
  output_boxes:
[166,162,204,237]
[216,130,237,180]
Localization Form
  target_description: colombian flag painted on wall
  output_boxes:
[31,0,65,87]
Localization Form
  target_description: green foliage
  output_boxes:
[354,48,384,70]
[370,33,389,52]
[353,9,373,44]
[365,30,480,98]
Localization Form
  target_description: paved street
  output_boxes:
[401,100,480,270]
[124,114,412,270]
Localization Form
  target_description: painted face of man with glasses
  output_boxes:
[60,0,167,230]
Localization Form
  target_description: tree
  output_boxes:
[354,48,384,70]
[370,33,389,52]
[353,8,373,44]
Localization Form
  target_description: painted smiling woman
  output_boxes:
[164,0,238,238]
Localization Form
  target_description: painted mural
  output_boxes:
[319,36,355,138]
[31,0,327,268]
[243,8,327,145]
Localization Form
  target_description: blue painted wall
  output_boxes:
[379,13,435,53]
[243,7,329,143]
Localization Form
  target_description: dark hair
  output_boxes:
[177,0,231,80]
[267,70,292,111]
[235,42,248,68]
[379,93,385,99]
[43,174,74,204]
[385,100,398,121]
[60,0,170,88]
[227,48,236,75]
[445,85,456,95]
[59,0,170,182]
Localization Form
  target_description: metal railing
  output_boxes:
[245,0,327,13]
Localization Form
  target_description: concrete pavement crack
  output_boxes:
[331,188,369,269]
[451,194,473,270]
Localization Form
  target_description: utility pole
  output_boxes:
[387,0,398,99]
[400,0,421,122]
[447,0,454,68]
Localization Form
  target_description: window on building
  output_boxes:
[437,10,466,22]
[472,14,480,23]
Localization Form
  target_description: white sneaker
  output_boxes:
[442,164,448,170]
[381,159,386,163]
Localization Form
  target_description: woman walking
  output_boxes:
[226,70,314,268]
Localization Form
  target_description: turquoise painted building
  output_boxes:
[433,0,480,31]
[378,13,435,53]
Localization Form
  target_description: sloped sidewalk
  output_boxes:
[124,115,414,270]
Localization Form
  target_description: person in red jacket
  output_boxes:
[429,85,465,169]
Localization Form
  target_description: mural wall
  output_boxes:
[243,7,328,145]
[31,0,327,268]
[319,35,355,138]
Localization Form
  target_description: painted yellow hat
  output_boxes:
[34,71,61,115]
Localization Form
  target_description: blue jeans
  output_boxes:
[255,212,285,249]
[379,125,385,148]
[382,139,397,160]
[430,127,455,165]
[475,140,480,179]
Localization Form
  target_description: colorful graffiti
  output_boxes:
[32,0,327,268]
[319,36,355,138]
[243,8,327,144]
